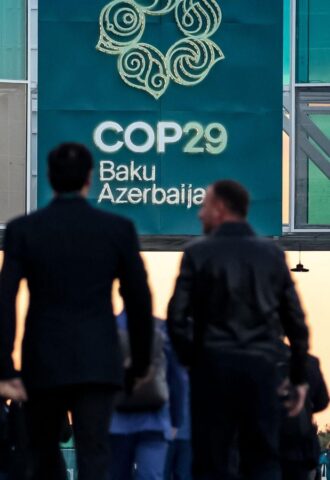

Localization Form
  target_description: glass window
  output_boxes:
[307,114,330,224]
[0,0,26,80]
[297,0,330,83]
[0,83,26,223]
[295,90,330,227]
[283,0,290,85]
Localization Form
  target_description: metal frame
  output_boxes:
[0,0,31,231]
[26,0,32,213]
[288,0,296,232]
[294,91,330,230]
[287,0,330,234]
[288,0,330,233]
[26,0,38,213]
[1,0,39,218]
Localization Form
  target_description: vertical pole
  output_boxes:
[289,0,297,231]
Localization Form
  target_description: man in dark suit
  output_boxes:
[168,180,309,480]
[0,143,153,480]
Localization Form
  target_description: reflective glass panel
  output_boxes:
[0,0,26,80]
[283,0,290,85]
[0,83,26,223]
[295,91,330,227]
[297,0,330,83]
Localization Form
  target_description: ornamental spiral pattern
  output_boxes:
[135,0,177,15]
[97,0,224,98]
[175,0,221,38]
[96,0,145,54]
[118,44,169,99]
[167,38,224,85]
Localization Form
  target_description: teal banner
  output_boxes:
[38,0,283,235]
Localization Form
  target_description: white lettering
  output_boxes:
[166,188,180,205]
[116,164,129,181]
[94,121,123,153]
[143,188,151,204]
[124,122,155,153]
[151,184,166,204]
[116,188,128,203]
[100,160,115,181]
[157,122,183,153]
[129,162,143,181]
[127,188,143,204]
[98,183,207,208]
[193,188,206,205]
[98,183,115,203]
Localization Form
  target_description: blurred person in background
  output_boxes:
[319,442,330,480]
[280,349,328,480]
[108,310,184,480]
[164,361,192,480]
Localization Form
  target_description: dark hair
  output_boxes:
[48,143,94,193]
[212,180,250,218]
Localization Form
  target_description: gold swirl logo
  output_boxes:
[167,38,224,85]
[134,0,177,15]
[96,0,145,54]
[97,0,224,98]
[118,44,169,99]
[175,0,221,38]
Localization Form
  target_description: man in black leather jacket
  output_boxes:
[168,180,309,480]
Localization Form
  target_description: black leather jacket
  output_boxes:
[168,222,309,384]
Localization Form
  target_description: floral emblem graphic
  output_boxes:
[96,0,224,99]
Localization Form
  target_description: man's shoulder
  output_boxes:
[88,205,135,236]
[307,354,320,370]
[6,208,47,232]
[89,205,132,225]
[184,233,284,261]
[184,235,210,253]
[6,204,134,236]
[251,236,284,253]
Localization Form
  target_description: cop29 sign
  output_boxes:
[38,0,283,235]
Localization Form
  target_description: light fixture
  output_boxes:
[290,248,309,273]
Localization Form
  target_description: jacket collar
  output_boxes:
[51,192,87,204]
[212,221,255,238]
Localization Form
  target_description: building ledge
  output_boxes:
[0,230,330,252]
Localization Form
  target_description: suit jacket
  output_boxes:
[168,221,309,385]
[0,195,153,390]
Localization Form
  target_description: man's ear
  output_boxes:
[215,198,226,220]
[86,170,93,187]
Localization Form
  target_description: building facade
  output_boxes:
[1,0,330,433]
[1,0,330,238]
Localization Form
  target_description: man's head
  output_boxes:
[48,143,94,194]
[199,180,250,234]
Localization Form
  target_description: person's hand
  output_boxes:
[277,377,290,397]
[284,383,308,417]
[171,428,178,440]
[124,366,154,395]
[133,366,155,392]
[0,378,28,401]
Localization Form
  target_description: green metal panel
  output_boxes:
[297,0,309,82]
[38,0,283,236]
[283,0,291,85]
[297,0,330,83]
